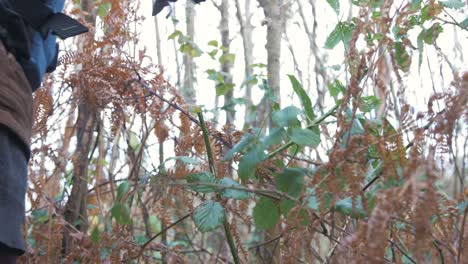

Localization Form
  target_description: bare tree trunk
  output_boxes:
[219,0,234,125]
[62,0,97,255]
[257,0,287,129]
[234,0,254,127]
[182,1,196,105]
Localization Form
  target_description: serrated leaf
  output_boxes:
[186,172,217,193]
[111,203,132,225]
[223,133,255,161]
[272,106,301,127]
[394,42,411,72]
[238,148,266,180]
[253,197,280,230]
[440,0,464,9]
[276,168,306,198]
[327,0,340,15]
[288,75,315,122]
[288,128,321,148]
[219,178,250,200]
[116,181,130,201]
[91,226,100,244]
[193,200,225,232]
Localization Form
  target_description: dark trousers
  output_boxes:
[0,124,28,257]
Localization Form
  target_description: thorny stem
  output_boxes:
[197,111,241,264]
[266,103,339,160]
[171,182,296,201]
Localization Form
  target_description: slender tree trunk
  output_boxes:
[182,1,196,105]
[234,0,254,127]
[220,0,234,125]
[257,0,287,129]
[62,0,97,255]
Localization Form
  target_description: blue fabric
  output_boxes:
[29,0,65,81]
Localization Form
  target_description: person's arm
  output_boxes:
[0,0,87,91]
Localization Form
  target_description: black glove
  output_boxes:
[152,0,206,16]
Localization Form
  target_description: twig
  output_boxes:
[170,181,297,201]
[137,213,191,260]
[197,111,241,264]
[248,234,283,250]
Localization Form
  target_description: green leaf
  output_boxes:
[168,30,182,40]
[272,106,301,127]
[394,42,411,72]
[288,75,315,121]
[276,168,306,198]
[360,96,382,112]
[186,172,217,193]
[238,148,266,180]
[417,30,425,67]
[253,197,280,230]
[328,79,346,98]
[260,128,285,149]
[334,196,367,218]
[91,226,100,244]
[325,23,342,49]
[216,83,235,96]
[280,199,296,216]
[219,178,250,200]
[128,131,139,150]
[166,156,200,165]
[440,0,464,9]
[208,40,219,47]
[325,22,355,49]
[97,2,112,18]
[327,0,340,15]
[460,18,468,29]
[111,203,132,225]
[421,3,443,23]
[116,181,130,201]
[219,53,236,64]
[193,200,225,232]
[223,133,255,161]
[420,23,443,44]
[288,128,321,148]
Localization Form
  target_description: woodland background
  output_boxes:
[22,0,467,263]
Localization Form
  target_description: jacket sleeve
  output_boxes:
[29,0,66,83]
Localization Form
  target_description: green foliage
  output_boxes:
[276,168,306,198]
[193,200,226,232]
[219,178,250,200]
[91,226,100,244]
[325,21,356,49]
[326,0,340,15]
[186,172,217,193]
[272,106,301,127]
[253,197,280,230]
[439,0,465,9]
[288,75,316,121]
[97,2,112,18]
[111,203,132,225]
[238,148,266,180]
[287,127,321,147]
[394,42,412,72]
